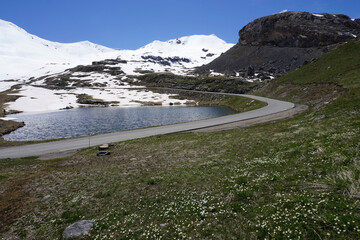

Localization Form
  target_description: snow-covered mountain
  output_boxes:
[0,19,234,114]
[0,19,121,81]
[0,19,233,82]
[115,34,233,75]
[135,34,232,66]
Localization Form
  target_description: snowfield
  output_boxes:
[0,18,234,113]
[0,19,121,81]
[6,85,192,113]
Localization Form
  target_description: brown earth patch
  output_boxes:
[0,88,26,145]
[0,172,39,233]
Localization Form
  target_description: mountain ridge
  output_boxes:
[0,18,233,82]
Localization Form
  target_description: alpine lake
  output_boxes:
[3,105,232,141]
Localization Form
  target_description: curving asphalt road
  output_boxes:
[0,94,294,159]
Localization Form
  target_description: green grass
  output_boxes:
[1,40,360,239]
[132,72,259,94]
[278,40,360,88]
[0,156,41,183]
[0,156,39,169]
[3,108,359,239]
[188,94,267,113]
[219,95,267,112]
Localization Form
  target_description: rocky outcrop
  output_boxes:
[92,58,128,65]
[141,55,191,66]
[239,12,360,48]
[198,12,360,76]
[352,18,360,27]
[70,64,123,75]
[37,61,125,89]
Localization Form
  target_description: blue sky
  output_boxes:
[0,0,359,49]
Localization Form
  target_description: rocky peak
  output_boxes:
[239,11,360,48]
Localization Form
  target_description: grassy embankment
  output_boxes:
[1,40,360,239]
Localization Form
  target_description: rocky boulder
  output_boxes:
[62,220,95,239]
[239,11,360,48]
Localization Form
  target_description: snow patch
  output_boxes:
[209,70,224,77]
[312,14,324,17]
[5,85,194,113]
[0,117,18,121]
[0,81,19,92]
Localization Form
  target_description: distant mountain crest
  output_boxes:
[136,34,232,60]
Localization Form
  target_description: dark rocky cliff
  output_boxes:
[198,11,360,77]
[239,12,360,48]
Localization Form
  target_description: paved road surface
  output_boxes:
[0,94,294,159]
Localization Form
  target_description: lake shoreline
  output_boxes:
[0,89,264,146]
[3,105,233,142]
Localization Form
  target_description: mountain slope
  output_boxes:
[258,38,360,110]
[0,19,120,80]
[198,11,360,76]
[276,39,360,88]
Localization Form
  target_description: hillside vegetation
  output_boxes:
[274,40,360,87]
[258,40,360,108]
[130,73,259,94]
[1,40,360,239]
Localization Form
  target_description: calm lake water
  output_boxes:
[4,106,232,141]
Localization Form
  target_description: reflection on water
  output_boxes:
[4,106,232,141]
